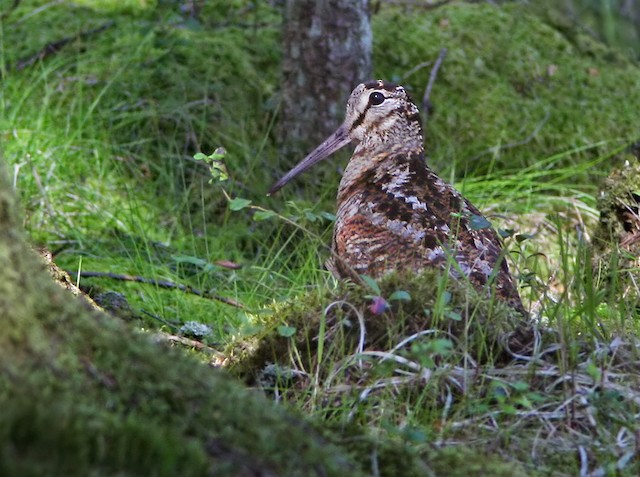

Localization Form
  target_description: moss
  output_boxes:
[230,269,531,381]
[0,163,368,476]
[373,3,640,178]
[426,446,529,477]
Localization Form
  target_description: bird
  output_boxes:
[269,80,525,315]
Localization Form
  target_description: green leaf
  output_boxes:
[320,212,337,221]
[277,325,297,338]
[359,275,381,295]
[441,291,452,305]
[229,198,252,211]
[445,310,462,321]
[193,152,207,161]
[515,233,535,243]
[430,338,454,355]
[469,214,492,230]
[511,381,530,392]
[402,427,427,444]
[209,161,229,182]
[171,255,208,267]
[253,209,276,221]
[388,290,411,302]
[585,362,602,382]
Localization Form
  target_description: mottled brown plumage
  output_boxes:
[270,80,525,314]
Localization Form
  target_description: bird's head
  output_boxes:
[268,80,422,195]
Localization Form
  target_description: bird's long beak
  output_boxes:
[267,124,352,195]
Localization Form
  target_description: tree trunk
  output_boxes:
[279,0,372,164]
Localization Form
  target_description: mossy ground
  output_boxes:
[374,2,640,178]
[230,270,529,380]
[2,0,640,475]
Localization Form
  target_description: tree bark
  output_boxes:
[279,0,372,164]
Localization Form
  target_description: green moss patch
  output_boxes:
[230,269,532,383]
[373,3,640,177]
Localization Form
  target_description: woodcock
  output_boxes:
[269,80,525,315]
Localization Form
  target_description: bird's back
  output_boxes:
[331,143,525,314]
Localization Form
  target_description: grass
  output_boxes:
[2,0,640,475]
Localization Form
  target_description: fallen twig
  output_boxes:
[155,332,226,359]
[469,110,551,161]
[69,270,245,309]
[382,0,452,8]
[15,21,115,71]
[422,47,447,123]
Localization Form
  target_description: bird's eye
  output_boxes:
[369,91,385,105]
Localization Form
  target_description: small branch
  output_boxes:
[422,47,448,123]
[70,270,245,309]
[382,0,452,8]
[469,110,551,161]
[401,60,433,82]
[15,21,115,71]
[155,332,226,361]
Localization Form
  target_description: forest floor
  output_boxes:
[2,1,640,475]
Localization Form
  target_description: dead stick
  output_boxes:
[469,110,550,161]
[422,47,448,123]
[69,270,245,309]
[156,332,226,359]
[382,0,452,9]
[15,21,115,71]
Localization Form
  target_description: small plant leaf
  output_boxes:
[360,275,381,295]
[388,290,411,302]
[229,198,252,211]
[499,228,515,238]
[469,214,492,230]
[253,209,276,221]
[511,381,530,392]
[172,255,209,267]
[445,310,462,321]
[402,427,427,444]
[194,148,229,182]
[441,291,452,305]
[277,325,297,338]
[515,233,535,243]
[430,338,454,355]
[585,362,602,382]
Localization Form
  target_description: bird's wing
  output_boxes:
[362,149,522,310]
